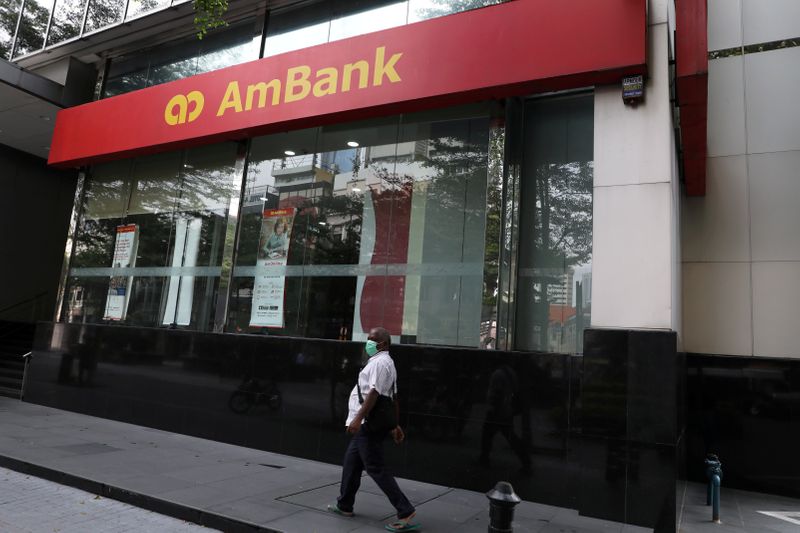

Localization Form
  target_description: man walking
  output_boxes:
[328,327,419,532]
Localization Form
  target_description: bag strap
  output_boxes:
[356,365,396,404]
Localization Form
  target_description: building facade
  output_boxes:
[0,0,797,531]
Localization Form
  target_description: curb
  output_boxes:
[0,453,283,533]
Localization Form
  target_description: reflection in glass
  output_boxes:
[0,0,23,59]
[47,0,87,46]
[103,22,259,98]
[103,54,149,97]
[64,144,238,331]
[328,2,407,42]
[480,122,505,349]
[230,105,493,347]
[84,0,124,33]
[514,95,593,354]
[14,0,52,56]
[196,25,260,76]
[126,0,168,20]
[262,0,513,63]
[147,41,198,87]
[408,0,506,23]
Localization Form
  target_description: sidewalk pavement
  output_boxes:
[0,466,216,532]
[0,397,647,533]
[2,397,798,533]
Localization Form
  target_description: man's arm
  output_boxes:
[391,395,405,444]
[347,388,378,434]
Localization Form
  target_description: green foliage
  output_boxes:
[193,0,228,39]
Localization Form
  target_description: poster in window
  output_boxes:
[250,208,295,328]
[103,224,138,321]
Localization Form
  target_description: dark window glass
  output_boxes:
[514,95,594,354]
[0,0,23,59]
[14,0,52,57]
[47,0,87,46]
[84,0,124,33]
[103,54,149,97]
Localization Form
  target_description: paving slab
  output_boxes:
[10,396,788,532]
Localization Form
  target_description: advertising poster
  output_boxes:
[250,208,295,328]
[104,224,138,321]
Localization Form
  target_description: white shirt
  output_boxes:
[345,350,397,427]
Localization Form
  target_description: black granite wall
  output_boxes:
[686,353,800,499]
[578,328,682,532]
[26,322,683,530]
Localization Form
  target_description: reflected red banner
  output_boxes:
[49,0,646,168]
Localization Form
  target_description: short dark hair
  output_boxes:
[371,327,391,347]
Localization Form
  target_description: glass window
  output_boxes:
[103,21,260,98]
[0,0,23,59]
[264,1,331,58]
[14,0,53,57]
[264,0,512,60]
[408,0,506,23]
[47,0,87,46]
[84,0,125,34]
[126,0,169,21]
[514,95,594,354]
[195,23,261,75]
[146,40,199,86]
[229,104,493,347]
[328,2,407,42]
[103,54,149,97]
[64,144,239,331]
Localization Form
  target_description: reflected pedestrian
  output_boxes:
[478,363,531,473]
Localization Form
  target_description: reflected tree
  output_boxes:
[522,160,593,352]
[12,0,49,55]
[416,0,506,19]
[48,0,87,46]
[0,0,21,58]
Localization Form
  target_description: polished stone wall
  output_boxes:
[686,353,800,499]
[27,322,682,530]
[578,328,682,532]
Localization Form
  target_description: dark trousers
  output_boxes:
[479,414,531,469]
[337,429,415,519]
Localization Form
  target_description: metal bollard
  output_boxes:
[486,481,521,533]
[704,454,723,523]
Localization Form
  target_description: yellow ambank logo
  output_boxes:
[164,91,204,125]
[163,46,402,126]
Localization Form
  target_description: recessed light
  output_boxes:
[346,141,359,148]
[284,150,295,156]
[318,221,327,226]
[259,197,269,201]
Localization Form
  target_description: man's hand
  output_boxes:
[347,418,362,435]
[391,425,405,444]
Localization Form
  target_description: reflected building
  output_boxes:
[2,1,799,532]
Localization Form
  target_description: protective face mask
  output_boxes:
[365,340,379,357]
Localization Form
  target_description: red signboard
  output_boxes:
[49,0,646,168]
